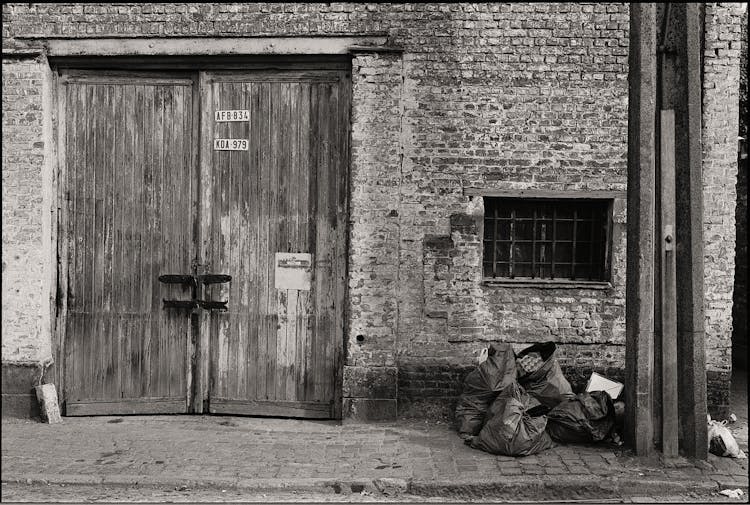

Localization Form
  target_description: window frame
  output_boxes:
[466,189,622,289]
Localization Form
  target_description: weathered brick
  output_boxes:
[0,2,742,420]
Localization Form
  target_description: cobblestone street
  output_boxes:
[2,412,747,502]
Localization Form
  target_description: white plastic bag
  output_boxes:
[476,347,489,365]
[707,415,746,459]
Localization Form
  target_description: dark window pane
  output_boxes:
[555,243,573,263]
[556,206,574,219]
[575,264,593,279]
[514,262,533,277]
[556,221,574,240]
[496,243,510,262]
[556,264,572,278]
[575,243,591,263]
[514,204,534,219]
[494,262,510,277]
[513,243,532,264]
[483,262,494,277]
[536,204,553,219]
[495,206,512,219]
[576,220,592,241]
[515,221,534,241]
[537,241,552,263]
[536,220,552,240]
[497,220,511,240]
[484,219,494,240]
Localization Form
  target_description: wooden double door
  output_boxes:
[58,67,349,418]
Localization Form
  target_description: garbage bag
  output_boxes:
[471,382,554,456]
[455,343,518,435]
[516,342,573,409]
[707,415,747,458]
[545,391,616,444]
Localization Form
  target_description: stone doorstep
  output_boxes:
[2,472,741,499]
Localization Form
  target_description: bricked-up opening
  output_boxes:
[483,198,610,281]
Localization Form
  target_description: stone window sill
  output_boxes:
[482,278,613,290]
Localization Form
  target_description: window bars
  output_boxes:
[483,198,609,281]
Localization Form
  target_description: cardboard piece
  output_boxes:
[585,372,624,400]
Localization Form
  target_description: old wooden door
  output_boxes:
[60,71,197,414]
[60,66,348,419]
[200,70,349,418]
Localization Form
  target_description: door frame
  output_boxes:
[50,56,351,418]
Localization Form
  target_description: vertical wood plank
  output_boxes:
[323,81,339,403]
[133,83,146,398]
[188,75,200,410]
[228,82,241,400]
[660,109,679,457]
[309,82,323,401]
[213,81,227,399]
[197,71,213,413]
[64,82,79,403]
[123,83,138,399]
[162,85,176,398]
[276,83,290,400]
[110,84,124,402]
[333,72,351,419]
[141,84,155,398]
[81,83,94,399]
[55,77,69,405]
[256,81,269,401]
[102,84,116,400]
[267,81,280,402]
[297,82,313,402]
[246,81,261,402]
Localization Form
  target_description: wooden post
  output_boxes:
[673,2,708,459]
[625,2,656,456]
[660,109,678,458]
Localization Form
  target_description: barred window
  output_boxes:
[483,198,610,281]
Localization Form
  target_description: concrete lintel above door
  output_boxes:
[42,36,392,57]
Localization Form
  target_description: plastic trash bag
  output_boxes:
[455,343,519,436]
[471,382,554,456]
[516,342,574,409]
[707,415,747,458]
[545,391,616,444]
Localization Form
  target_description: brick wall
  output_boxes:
[702,2,744,415]
[1,57,52,364]
[0,3,741,419]
[1,55,54,416]
[732,6,748,370]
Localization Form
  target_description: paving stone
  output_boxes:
[1,416,748,500]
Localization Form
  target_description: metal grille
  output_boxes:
[483,198,610,281]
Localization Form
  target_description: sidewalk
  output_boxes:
[1,413,747,501]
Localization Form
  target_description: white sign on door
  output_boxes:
[215,110,250,122]
[214,138,248,151]
[274,253,312,291]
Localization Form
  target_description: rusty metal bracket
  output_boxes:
[196,300,228,311]
[159,272,231,311]
[198,274,232,285]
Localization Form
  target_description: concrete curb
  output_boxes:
[408,475,727,499]
[3,472,742,499]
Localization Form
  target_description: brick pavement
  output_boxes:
[1,415,747,500]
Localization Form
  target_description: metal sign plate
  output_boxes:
[275,253,312,291]
[214,138,248,151]
[215,109,250,122]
